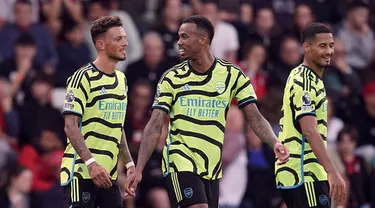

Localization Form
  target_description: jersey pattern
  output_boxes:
[275,64,328,189]
[153,58,257,180]
[60,63,128,186]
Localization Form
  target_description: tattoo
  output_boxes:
[242,103,278,148]
[64,114,93,162]
[136,109,166,172]
[119,131,133,165]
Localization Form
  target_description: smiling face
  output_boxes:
[177,23,206,60]
[304,33,334,68]
[97,26,128,61]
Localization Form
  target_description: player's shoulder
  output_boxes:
[161,61,189,80]
[216,58,245,75]
[67,63,94,87]
[288,64,317,91]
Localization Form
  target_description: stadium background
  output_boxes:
[0,0,375,207]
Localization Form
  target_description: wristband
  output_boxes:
[85,158,96,166]
[125,161,135,169]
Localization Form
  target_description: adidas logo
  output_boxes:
[182,84,191,91]
[100,87,107,94]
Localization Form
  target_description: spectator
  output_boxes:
[337,127,372,208]
[153,0,182,63]
[248,6,281,63]
[218,1,251,62]
[56,22,91,87]
[350,82,375,163]
[239,0,253,27]
[122,79,169,208]
[220,106,247,208]
[0,0,40,26]
[323,38,363,102]
[18,129,64,208]
[84,0,142,72]
[289,3,315,40]
[124,80,154,152]
[201,0,239,62]
[267,35,302,89]
[337,1,374,71]
[125,32,176,94]
[0,0,57,67]
[241,122,277,208]
[0,79,20,149]
[239,42,268,100]
[0,33,44,99]
[19,75,64,146]
[0,162,33,208]
[295,0,341,24]
[327,96,344,149]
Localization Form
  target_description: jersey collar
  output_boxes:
[187,58,217,76]
[301,64,322,82]
[90,62,116,77]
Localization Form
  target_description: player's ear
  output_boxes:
[302,42,310,53]
[199,34,208,45]
[95,39,105,50]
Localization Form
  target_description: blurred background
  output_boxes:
[0,0,374,207]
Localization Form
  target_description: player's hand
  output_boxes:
[87,162,112,188]
[124,170,142,197]
[328,170,346,203]
[126,165,135,176]
[273,141,290,165]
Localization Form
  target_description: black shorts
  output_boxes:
[164,172,219,208]
[280,181,331,208]
[62,178,122,208]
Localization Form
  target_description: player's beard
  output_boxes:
[108,53,126,61]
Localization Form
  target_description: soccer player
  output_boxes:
[275,23,347,208]
[60,16,134,208]
[124,15,289,208]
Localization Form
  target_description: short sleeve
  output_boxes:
[151,75,173,114]
[234,73,257,109]
[293,88,316,121]
[62,73,90,117]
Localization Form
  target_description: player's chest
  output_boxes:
[171,78,232,118]
[85,76,128,122]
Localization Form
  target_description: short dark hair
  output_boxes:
[300,22,331,43]
[336,127,358,144]
[182,15,215,44]
[15,0,32,6]
[91,16,122,45]
[15,33,35,46]
[89,0,110,10]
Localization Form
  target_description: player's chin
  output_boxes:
[179,52,189,60]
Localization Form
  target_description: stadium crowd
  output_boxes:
[0,0,375,207]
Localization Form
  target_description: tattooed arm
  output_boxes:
[242,103,289,165]
[136,109,167,173]
[64,114,92,162]
[64,114,112,188]
[242,103,278,148]
[119,131,134,167]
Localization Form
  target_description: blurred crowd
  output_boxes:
[0,0,375,207]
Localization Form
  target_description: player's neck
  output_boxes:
[189,52,215,74]
[302,59,324,78]
[93,55,117,75]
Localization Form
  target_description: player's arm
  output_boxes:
[299,116,336,173]
[64,114,93,163]
[136,109,167,173]
[293,87,346,202]
[234,69,289,164]
[242,103,278,148]
[119,131,135,173]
